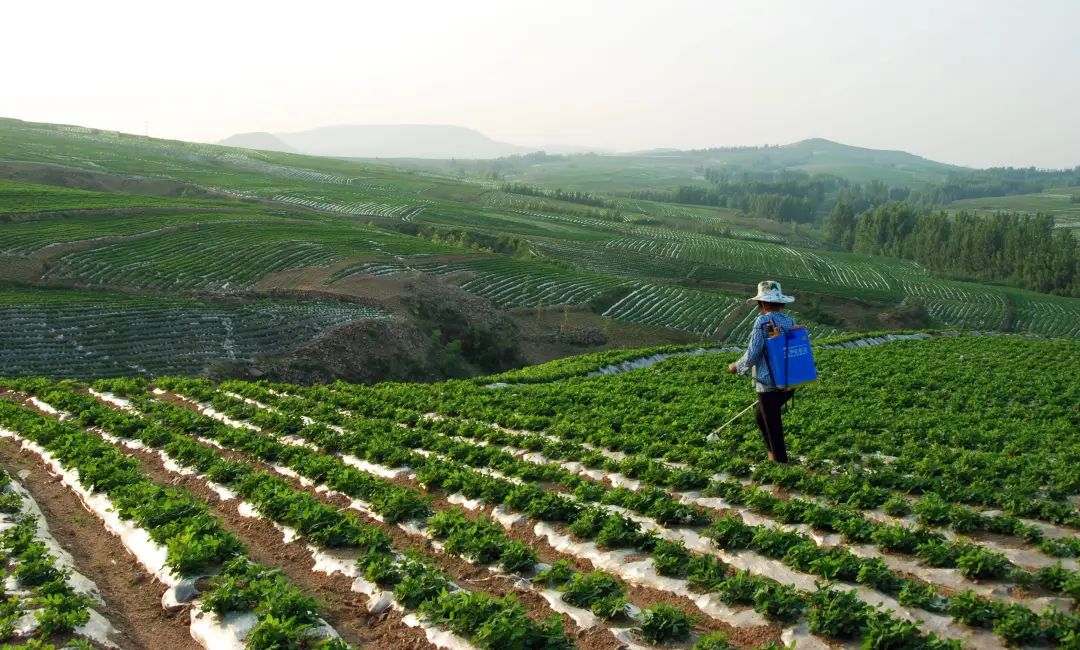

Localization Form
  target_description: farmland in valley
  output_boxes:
[0,334,1077,649]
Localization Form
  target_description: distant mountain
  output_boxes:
[218,132,294,153]
[219,124,528,159]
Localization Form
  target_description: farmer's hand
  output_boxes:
[727,362,738,374]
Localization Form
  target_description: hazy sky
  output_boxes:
[5,1,1078,168]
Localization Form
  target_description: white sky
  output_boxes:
[4,0,1078,168]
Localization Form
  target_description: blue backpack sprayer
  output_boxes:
[709,323,818,438]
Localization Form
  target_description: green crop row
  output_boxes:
[199,378,1080,642]
[154,378,981,647]
[0,470,92,644]
[30,380,577,649]
[316,335,1078,523]
[0,394,347,650]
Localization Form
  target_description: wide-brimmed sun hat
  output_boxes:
[748,280,795,304]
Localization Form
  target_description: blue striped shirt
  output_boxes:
[735,311,796,392]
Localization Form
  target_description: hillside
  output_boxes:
[220,123,527,159]
[0,116,1078,384]
[0,334,1077,648]
[495,139,965,192]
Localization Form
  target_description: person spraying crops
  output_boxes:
[727,280,800,463]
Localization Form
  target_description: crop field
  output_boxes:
[41,220,456,291]
[0,210,277,255]
[0,179,203,214]
[948,189,1080,231]
[0,334,1076,649]
[0,286,385,378]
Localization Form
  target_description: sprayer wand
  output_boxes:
[706,401,758,441]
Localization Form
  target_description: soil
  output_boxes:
[87,393,622,649]
[248,276,526,384]
[511,306,699,364]
[73,427,434,650]
[0,437,199,650]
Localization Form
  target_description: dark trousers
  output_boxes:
[756,390,793,462]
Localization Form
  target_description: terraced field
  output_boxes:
[0,286,385,378]
[948,188,1080,231]
[0,179,207,214]
[2,117,1079,348]
[0,334,1075,649]
[41,220,455,291]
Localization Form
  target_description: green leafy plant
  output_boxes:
[561,571,627,620]
[947,590,996,627]
[807,586,868,639]
[992,604,1045,646]
[637,604,694,643]
[686,555,728,592]
[752,581,805,622]
[692,631,732,650]
[882,495,912,517]
[533,560,575,588]
[652,539,690,578]
[862,609,926,649]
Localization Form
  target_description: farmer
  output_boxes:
[727,280,796,463]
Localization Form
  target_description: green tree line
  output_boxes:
[501,182,612,208]
[629,174,839,224]
[627,167,1080,220]
[827,203,1078,296]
